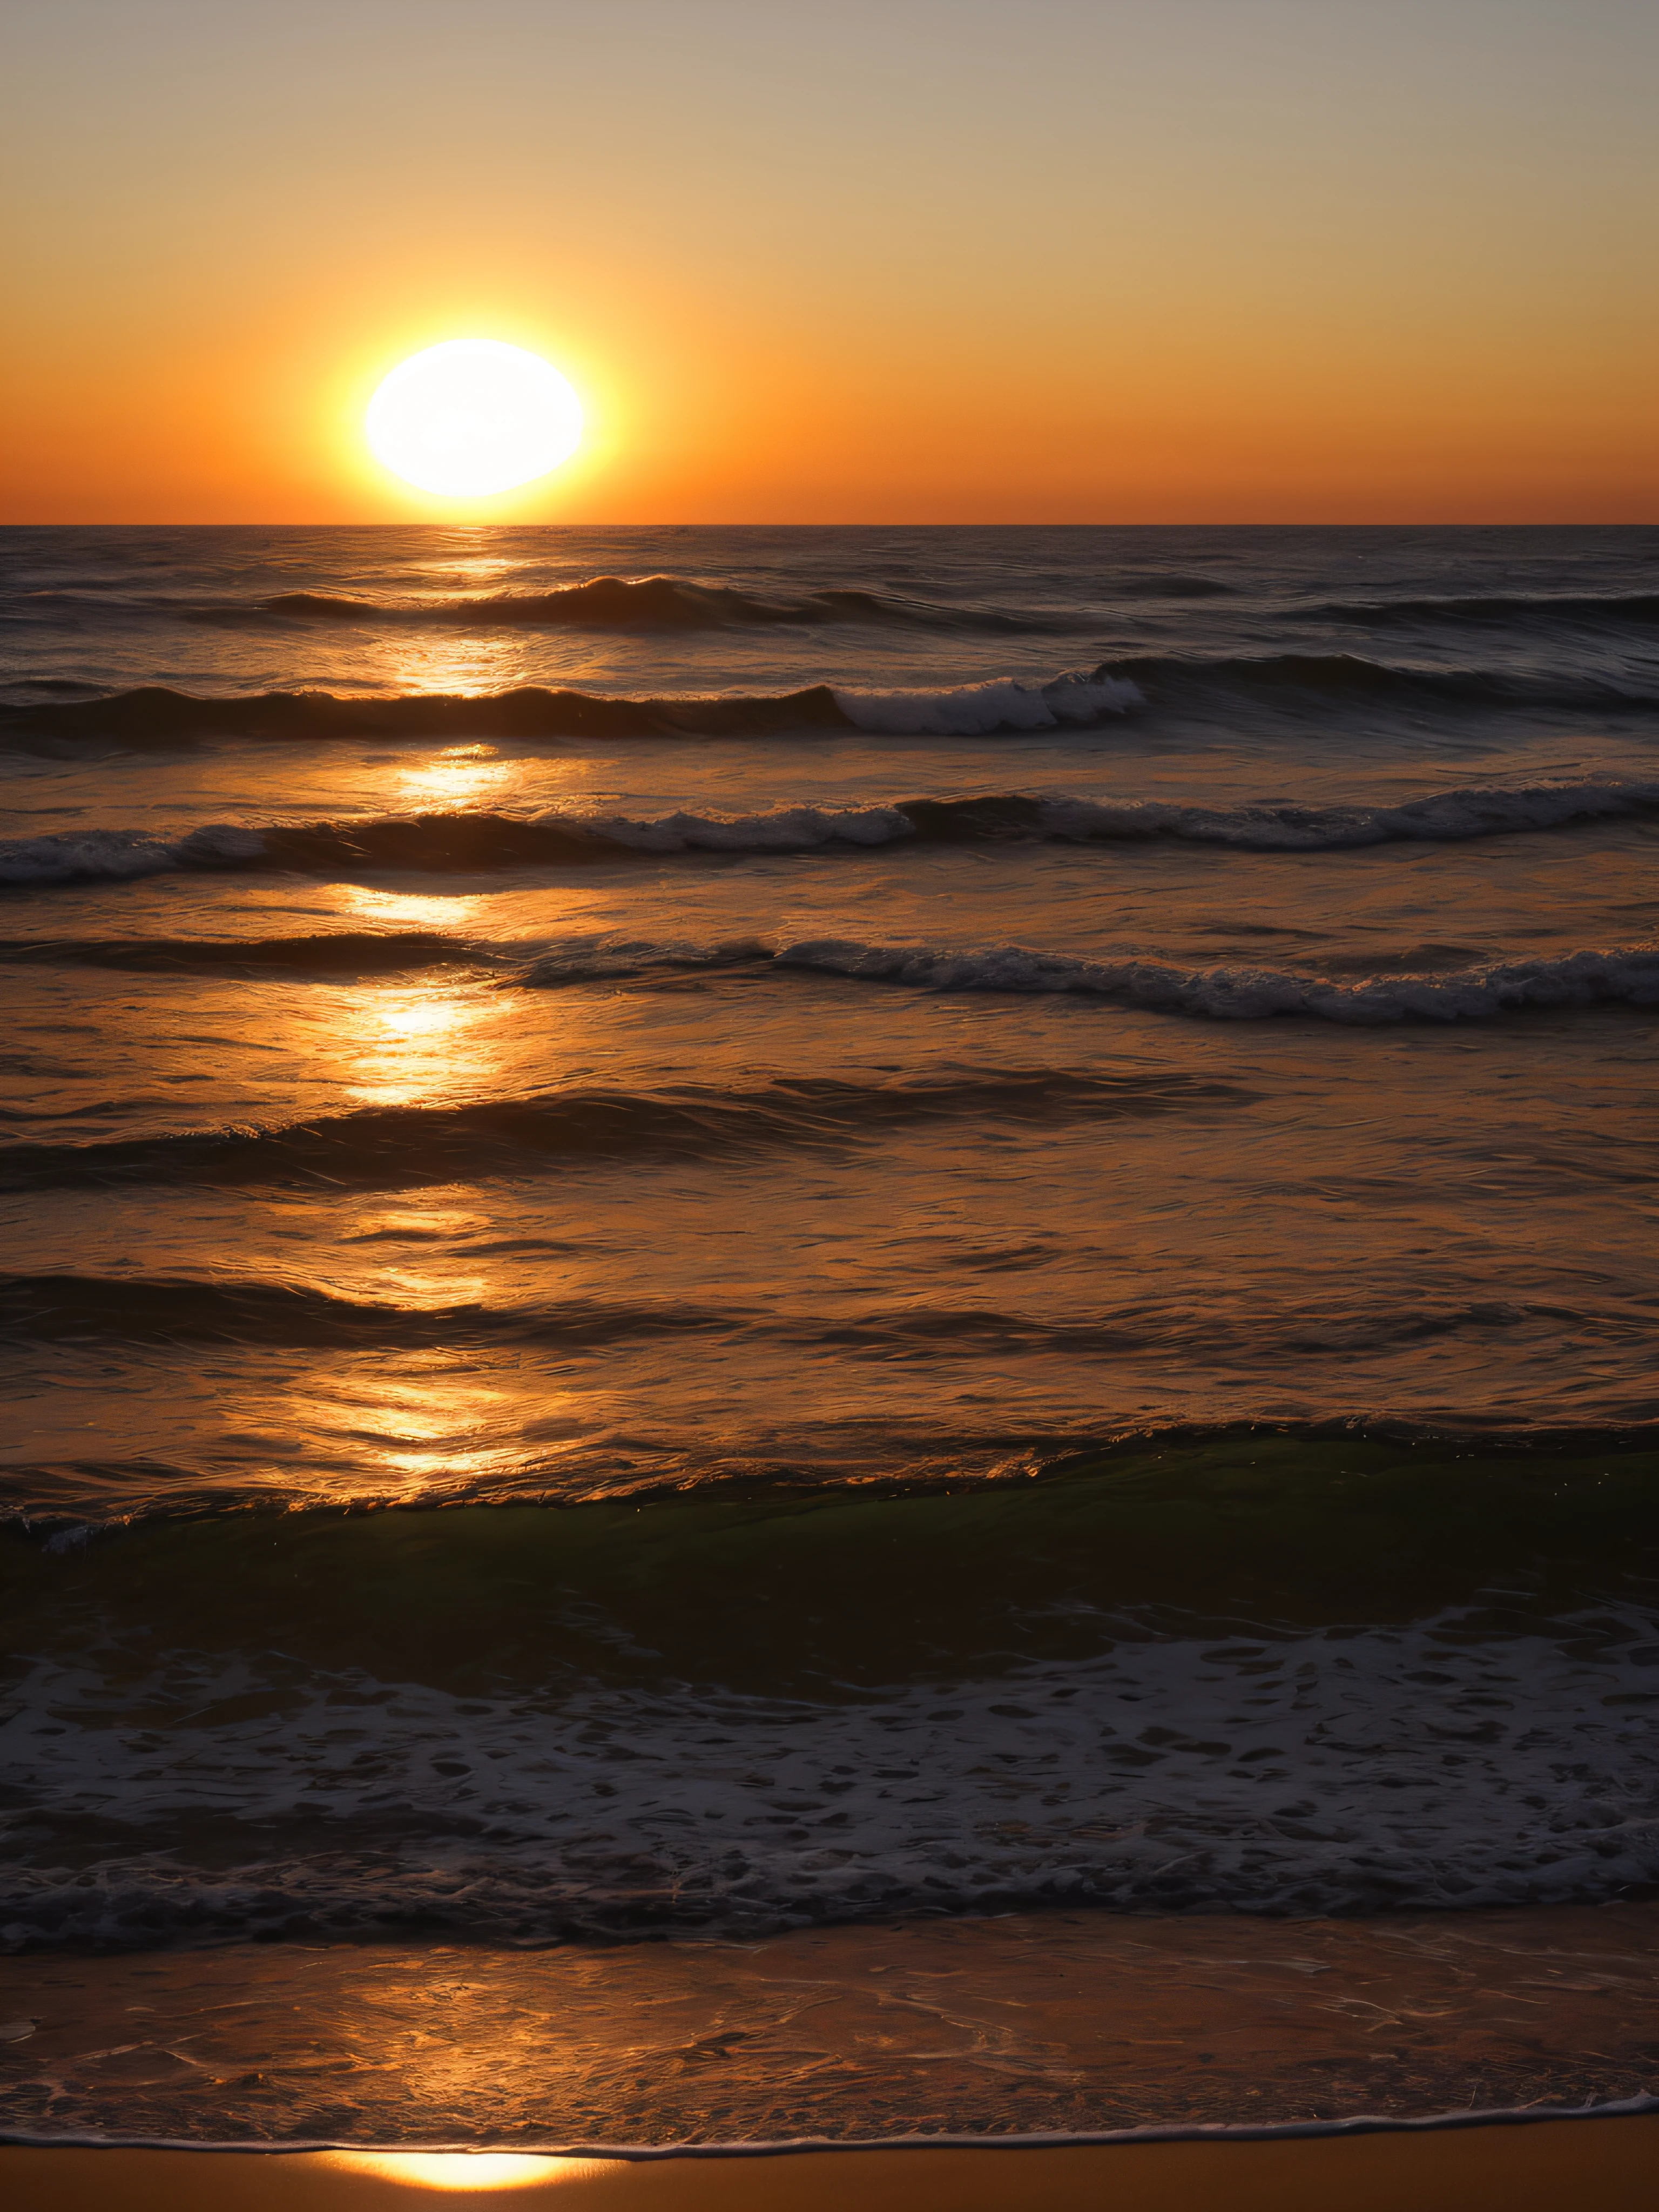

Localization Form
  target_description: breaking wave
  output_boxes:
[0,812,924,887]
[5,650,1654,756]
[0,674,1141,751]
[15,916,1640,1034]
[761,937,1659,1024]
[512,929,1653,1026]
[3,1445,1656,1944]
[7,775,1659,887]
[9,1601,1656,1943]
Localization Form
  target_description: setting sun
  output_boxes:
[365,339,583,497]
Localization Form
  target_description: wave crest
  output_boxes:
[19,569,1232,632]
[0,1069,1242,1193]
[838,676,1141,735]
[8,775,1657,888]
[1095,649,1659,711]
[244,575,1078,633]
[0,675,1142,751]
[770,938,1659,1023]
[0,683,851,749]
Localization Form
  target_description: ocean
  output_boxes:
[2,522,1657,1987]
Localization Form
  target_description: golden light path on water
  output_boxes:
[395,745,522,810]
[372,602,606,699]
[275,821,603,1504]
[341,985,494,1111]
[337,887,491,932]
[208,712,633,1508]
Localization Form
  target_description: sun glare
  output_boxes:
[319,2150,610,2192]
[366,341,584,497]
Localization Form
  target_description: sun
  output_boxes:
[366,340,584,497]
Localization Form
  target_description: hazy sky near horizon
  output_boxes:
[3,0,1655,522]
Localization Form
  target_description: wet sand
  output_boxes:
[5,2121,1659,2211]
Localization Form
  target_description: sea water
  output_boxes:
[1,524,1656,1957]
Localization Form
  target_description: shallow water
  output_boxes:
[4,1906,1658,2146]
[2,525,1657,1955]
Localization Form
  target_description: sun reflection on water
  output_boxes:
[380,628,535,700]
[341,986,494,1109]
[380,996,475,1039]
[285,1351,559,1503]
[255,833,619,1508]
[397,744,518,810]
[343,1197,501,1318]
[359,580,611,703]
[339,886,491,931]
[319,2150,615,2193]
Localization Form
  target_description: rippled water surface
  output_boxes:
[2,524,1656,1954]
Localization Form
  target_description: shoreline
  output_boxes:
[4,1902,1655,2150]
[8,2117,1659,2210]
[6,2082,1658,2154]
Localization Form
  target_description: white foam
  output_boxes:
[833,676,1142,736]
[774,938,1659,1022]
[0,825,265,886]
[0,832,180,886]
[5,1604,1655,1945]
[6,774,1655,888]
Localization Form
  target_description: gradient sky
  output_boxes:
[3,0,1654,522]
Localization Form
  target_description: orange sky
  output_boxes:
[3,0,1655,523]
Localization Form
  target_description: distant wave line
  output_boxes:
[2,1271,1635,1360]
[7,774,1659,887]
[0,1068,1244,1193]
[4,649,1655,756]
[12,569,1233,633]
[8,927,1656,1026]
[749,936,1659,1025]
[0,673,1142,750]
[1312,590,1659,628]
[22,581,1659,638]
